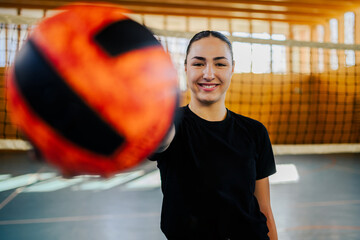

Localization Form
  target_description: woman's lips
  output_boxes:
[198,83,219,91]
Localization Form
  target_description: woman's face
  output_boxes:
[185,36,234,106]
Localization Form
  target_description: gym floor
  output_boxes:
[0,151,359,240]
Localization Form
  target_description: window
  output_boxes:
[232,32,252,73]
[232,32,286,74]
[317,25,324,72]
[251,32,271,74]
[329,18,338,70]
[344,12,355,66]
[271,34,286,73]
[160,36,188,91]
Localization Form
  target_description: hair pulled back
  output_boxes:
[184,30,233,65]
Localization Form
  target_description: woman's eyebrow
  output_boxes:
[191,56,206,61]
[213,56,228,61]
[191,56,228,61]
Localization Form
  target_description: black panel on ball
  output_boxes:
[94,19,161,57]
[13,39,125,156]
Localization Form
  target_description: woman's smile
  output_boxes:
[198,83,220,91]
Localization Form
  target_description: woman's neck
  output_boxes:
[188,100,227,121]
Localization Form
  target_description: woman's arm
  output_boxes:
[254,177,278,240]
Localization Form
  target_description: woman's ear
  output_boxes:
[232,60,235,73]
[184,63,187,73]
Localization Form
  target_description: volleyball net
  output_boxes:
[0,15,359,153]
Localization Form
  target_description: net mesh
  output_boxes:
[154,30,360,145]
[0,23,33,141]
[0,18,359,149]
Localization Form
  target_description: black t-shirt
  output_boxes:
[149,105,276,240]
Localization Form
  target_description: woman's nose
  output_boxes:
[203,64,215,80]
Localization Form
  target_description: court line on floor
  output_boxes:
[0,163,297,195]
[0,212,160,225]
[0,167,46,211]
[295,199,360,208]
[280,225,360,232]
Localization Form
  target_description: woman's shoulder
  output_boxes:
[228,110,268,133]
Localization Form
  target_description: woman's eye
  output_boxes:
[192,63,204,67]
[216,63,227,67]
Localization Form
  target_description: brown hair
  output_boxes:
[184,30,233,65]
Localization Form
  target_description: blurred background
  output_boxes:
[0,1,359,239]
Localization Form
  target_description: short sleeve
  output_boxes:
[148,149,166,161]
[147,131,176,162]
[148,107,184,162]
[256,124,276,180]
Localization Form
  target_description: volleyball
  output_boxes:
[7,4,179,176]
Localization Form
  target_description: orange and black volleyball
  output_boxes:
[7,4,178,176]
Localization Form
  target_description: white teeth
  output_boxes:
[202,85,216,88]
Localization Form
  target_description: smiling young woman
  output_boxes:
[150,31,278,240]
[186,36,233,112]
[185,32,234,122]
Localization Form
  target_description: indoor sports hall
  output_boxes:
[0,1,360,239]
